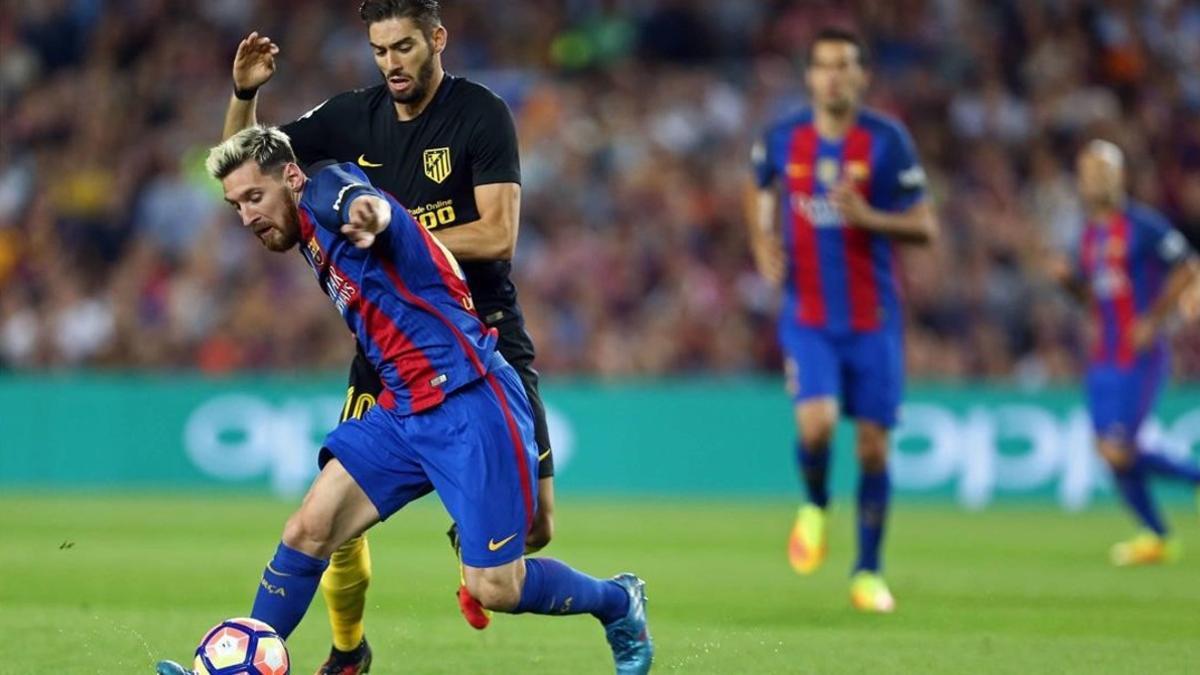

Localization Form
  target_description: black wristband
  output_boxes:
[233,85,258,101]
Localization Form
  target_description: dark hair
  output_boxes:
[807,27,869,67]
[359,0,441,38]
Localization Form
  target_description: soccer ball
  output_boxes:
[192,618,289,675]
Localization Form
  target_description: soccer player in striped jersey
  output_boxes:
[748,27,937,613]
[1053,140,1200,566]
[224,4,557,665]
[155,126,653,675]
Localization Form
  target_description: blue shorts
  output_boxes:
[778,321,905,428]
[321,353,539,568]
[1086,349,1169,443]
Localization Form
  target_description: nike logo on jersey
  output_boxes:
[488,533,518,551]
[538,449,552,462]
[357,154,383,168]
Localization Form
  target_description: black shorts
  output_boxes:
[340,303,554,479]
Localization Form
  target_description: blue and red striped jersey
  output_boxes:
[753,107,927,333]
[1077,201,1193,367]
[297,163,498,414]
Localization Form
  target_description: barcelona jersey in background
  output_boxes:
[753,108,927,427]
[1079,202,1194,440]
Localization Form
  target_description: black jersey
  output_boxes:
[281,75,521,310]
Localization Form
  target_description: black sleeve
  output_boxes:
[468,93,521,186]
[280,97,337,167]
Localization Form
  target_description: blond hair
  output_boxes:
[206,125,297,180]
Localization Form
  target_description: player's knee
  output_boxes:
[800,430,834,451]
[465,574,521,611]
[855,424,890,473]
[858,449,888,474]
[281,509,339,558]
[796,401,837,449]
[855,440,889,473]
[801,420,836,449]
[800,421,835,451]
[1097,440,1133,471]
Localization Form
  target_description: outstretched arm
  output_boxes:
[222,31,279,140]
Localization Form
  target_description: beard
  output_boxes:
[260,190,301,252]
[822,95,856,117]
[387,54,435,104]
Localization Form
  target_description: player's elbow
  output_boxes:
[494,234,517,260]
[912,213,939,245]
[486,221,518,260]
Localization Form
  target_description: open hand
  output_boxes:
[233,31,280,92]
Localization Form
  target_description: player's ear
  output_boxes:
[431,25,447,56]
[283,162,304,192]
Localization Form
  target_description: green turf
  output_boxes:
[1,494,1198,674]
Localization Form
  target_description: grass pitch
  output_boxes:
[2,494,1198,674]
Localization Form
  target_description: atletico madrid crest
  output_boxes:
[423,147,452,184]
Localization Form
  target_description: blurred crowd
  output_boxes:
[3,0,1200,383]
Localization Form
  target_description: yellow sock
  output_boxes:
[320,535,372,652]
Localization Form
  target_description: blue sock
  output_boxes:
[1136,449,1200,485]
[855,470,890,573]
[798,441,830,508]
[250,542,329,639]
[512,558,629,625]
[1113,465,1167,536]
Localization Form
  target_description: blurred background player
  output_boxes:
[221,1,557,669]
[1049,140,1200,566]
[157,125,652,675]
[748,27,937,613]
